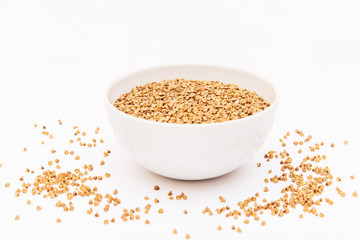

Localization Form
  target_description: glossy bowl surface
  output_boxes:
[105,65,278,180]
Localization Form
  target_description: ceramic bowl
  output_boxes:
[105,65,278,180]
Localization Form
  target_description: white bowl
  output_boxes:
[105,65,279,180]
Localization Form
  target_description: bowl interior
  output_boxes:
[107,65,277,110]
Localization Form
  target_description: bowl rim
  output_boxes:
[104,64,279,128]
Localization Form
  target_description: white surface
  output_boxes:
[106,65,278,180]
[0,0,360,239]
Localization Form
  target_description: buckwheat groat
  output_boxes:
[114,78,270,124]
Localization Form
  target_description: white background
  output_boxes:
[1,0,360,239]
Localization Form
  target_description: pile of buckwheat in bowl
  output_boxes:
[106,65,279,180]
[114,78,270,124]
